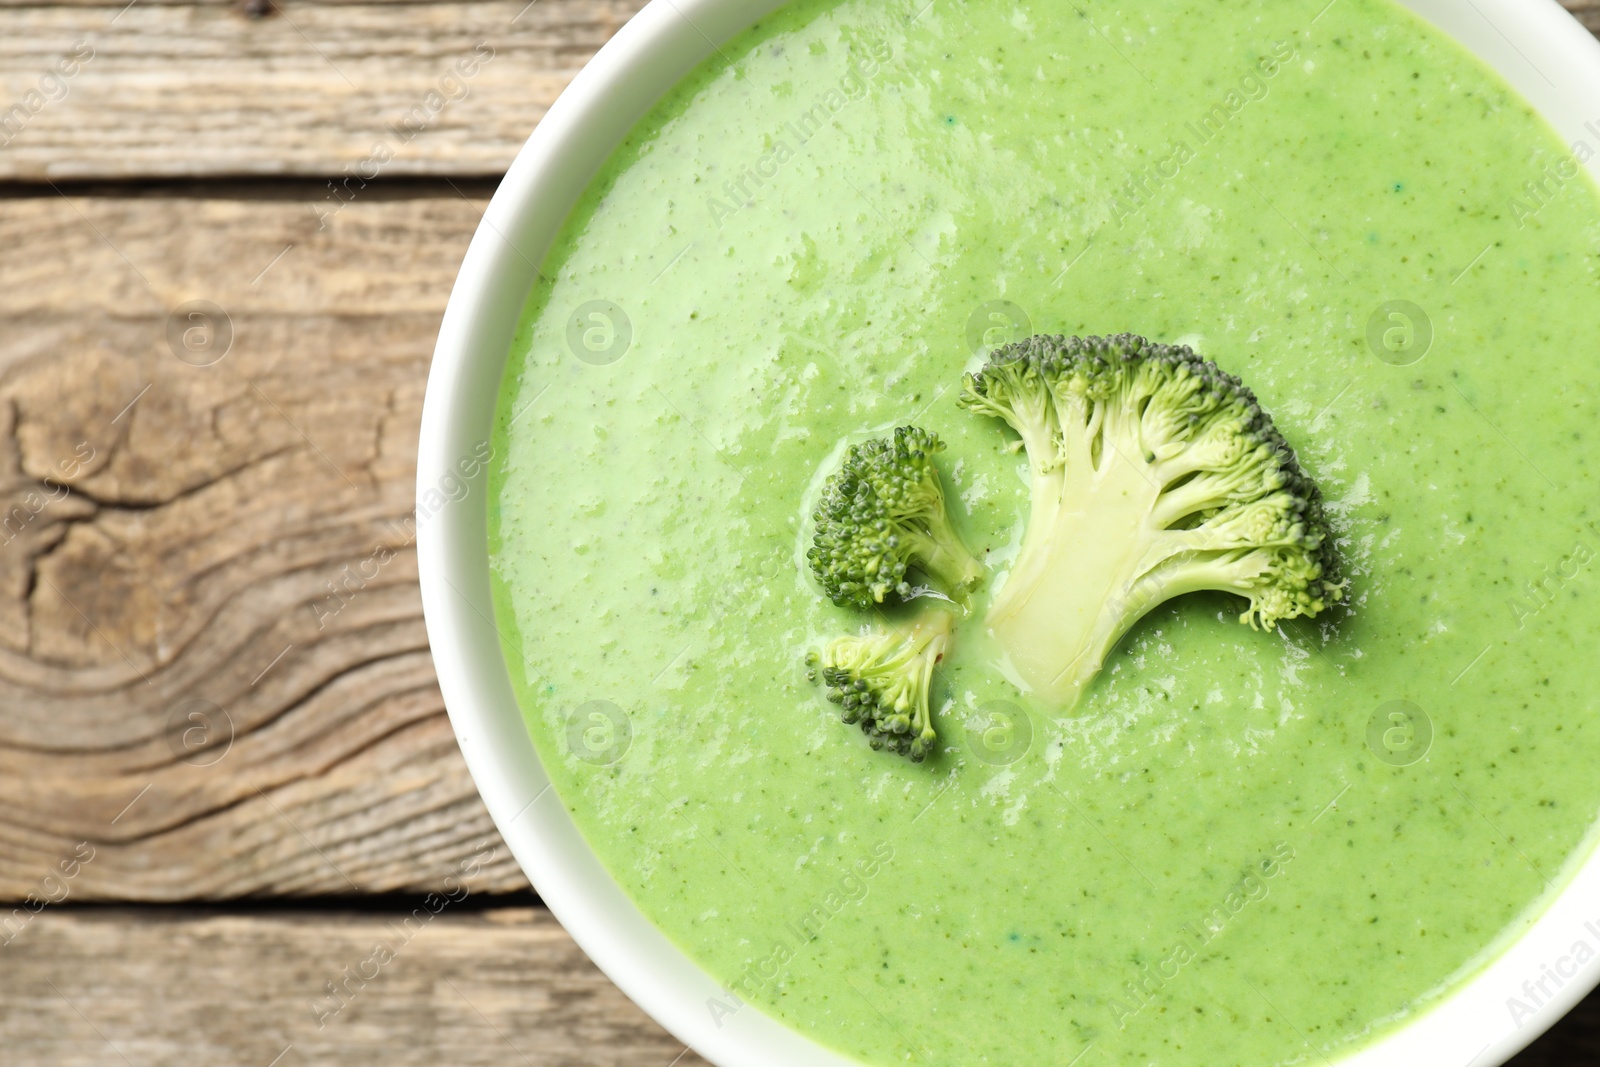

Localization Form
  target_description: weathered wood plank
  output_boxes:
[0,191,533,900]
[1568,0,1600,32]
[1,906,712,1067]
[0,0,645,179]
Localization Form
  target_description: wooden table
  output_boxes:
[1,1,1597,1063]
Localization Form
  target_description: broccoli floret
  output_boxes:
[807,425,984,609]
[817,609,955,762]
[959,333,1344,710]
[806,426,977,762]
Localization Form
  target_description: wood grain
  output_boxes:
[0,0,645,180]
[0,190,533,900]
[1,905,712,1067]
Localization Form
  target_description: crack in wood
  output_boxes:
[0,194,526,900]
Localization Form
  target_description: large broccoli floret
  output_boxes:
[959,333,1344,710]
[815,609,955,762]
[807,426,984,610]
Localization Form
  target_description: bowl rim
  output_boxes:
[418,2,1600,1064]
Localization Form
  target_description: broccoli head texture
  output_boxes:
[959,333,1344,710]
[807,425,984,609]
[816,609,954,762]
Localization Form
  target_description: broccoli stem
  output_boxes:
[988,430,1291,709]
[988,456,1159,706]
[903,521,985,595]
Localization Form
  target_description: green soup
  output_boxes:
[487,0,1600,1062]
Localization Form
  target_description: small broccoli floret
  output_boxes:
[807,426,984,609]
[959,333,1344,710]
[818,609,954,762]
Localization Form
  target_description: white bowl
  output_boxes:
[417,2,1600,1063]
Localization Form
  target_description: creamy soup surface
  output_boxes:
[488,1,1600,1062]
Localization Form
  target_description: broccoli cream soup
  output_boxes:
[488,0,1600,1062]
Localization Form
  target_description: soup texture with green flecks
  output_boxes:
[488,0,1600,1062]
